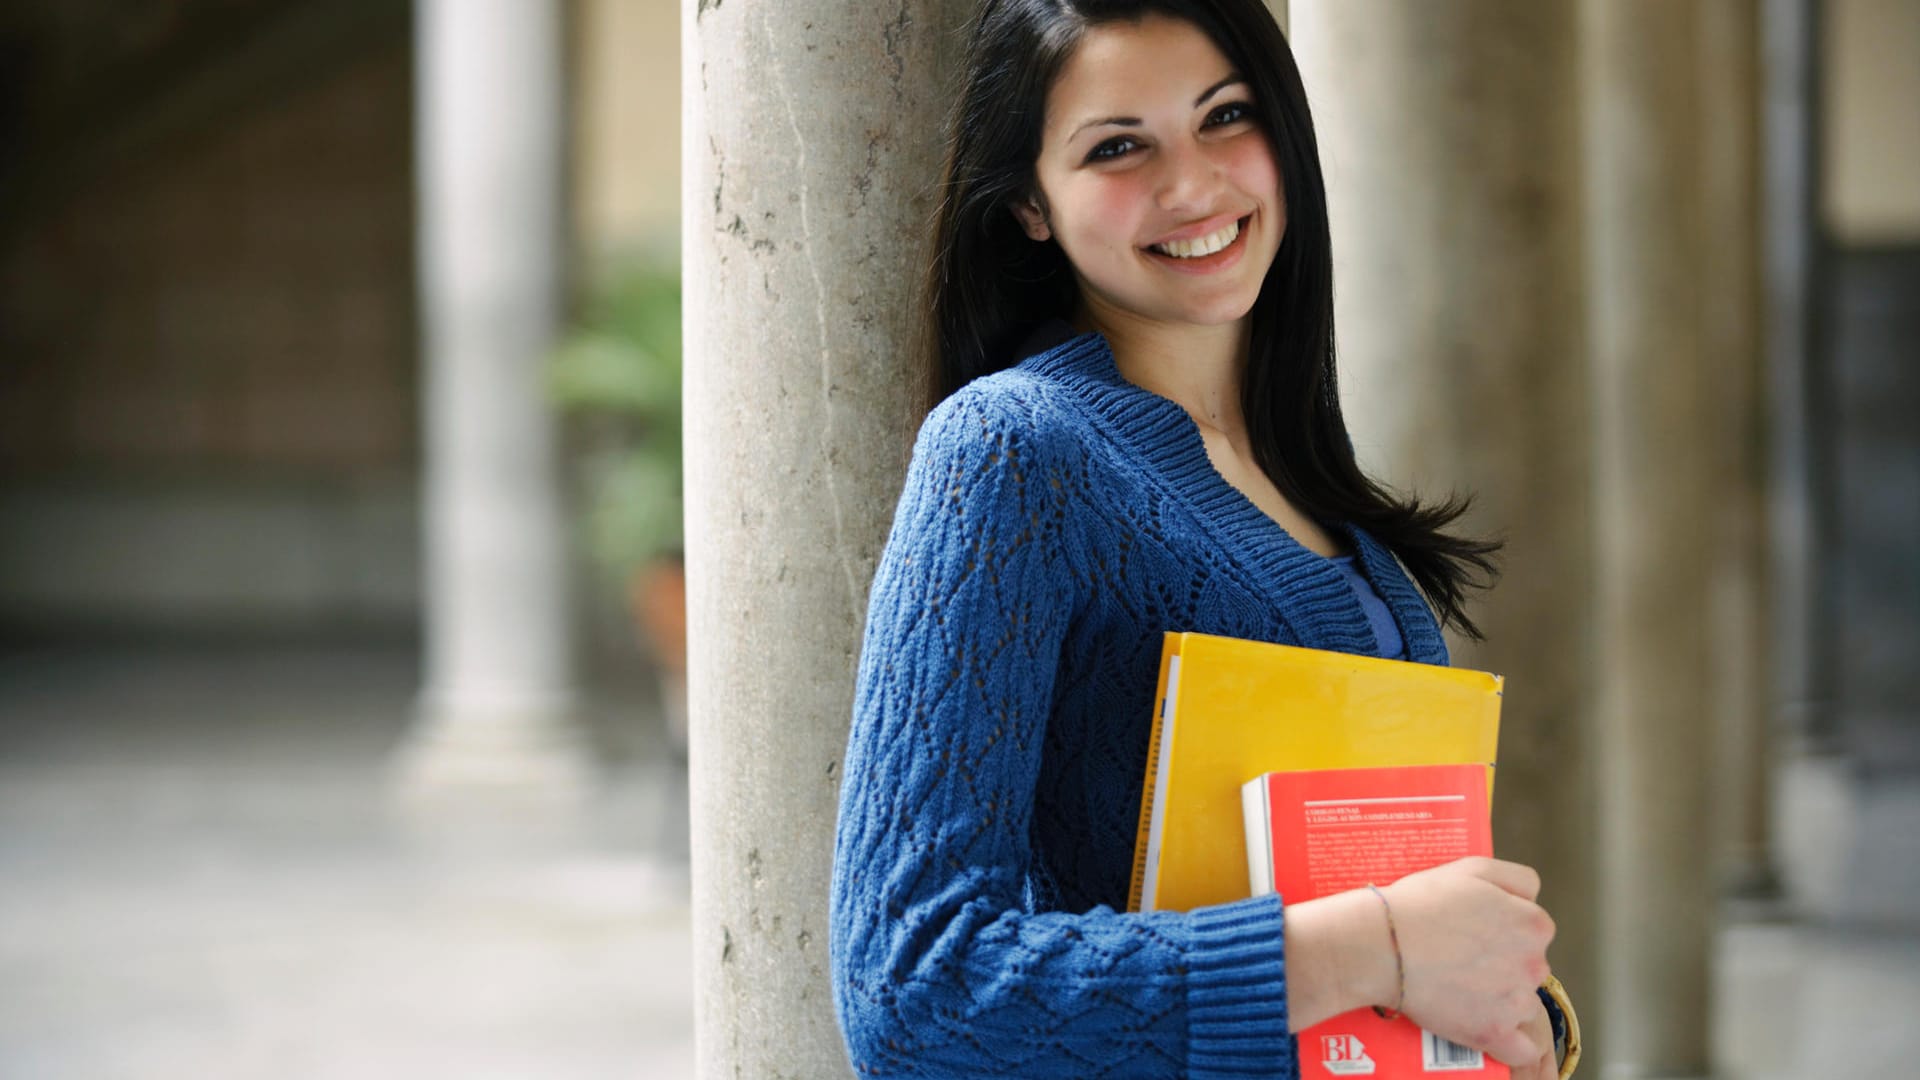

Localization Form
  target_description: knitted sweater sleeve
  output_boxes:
[830,385,1297,1078]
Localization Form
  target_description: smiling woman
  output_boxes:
[828,2,1568,1078]
[1011,17,1282,330]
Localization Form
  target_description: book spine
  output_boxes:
[1241,775,1274,898]
[1126,681,1170,912]
[1126,635,1184,912]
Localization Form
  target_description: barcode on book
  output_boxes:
[1420,1028,1484,1072]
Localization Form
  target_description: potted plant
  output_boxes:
[548,259,686,751]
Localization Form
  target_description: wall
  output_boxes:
[0,40,418,631]
[1823,0,1920,243]
[574,0,681,257]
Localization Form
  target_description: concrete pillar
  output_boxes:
[1289,0,1598,1031]
[1582,2,1716,1075]
[399,0,592,800]
[681,1,967,1076]
[1699,0,1782,903]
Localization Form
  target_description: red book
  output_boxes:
[1242,763,1503,1078]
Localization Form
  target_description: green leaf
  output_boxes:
[551,256,685,580]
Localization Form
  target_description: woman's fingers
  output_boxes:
[1463,856,1542,902]
[1482,1001,1554,1069]
[1480,1026,1540,1069]
[1510,1048,1559,1080]
[1497,999,1559,1068]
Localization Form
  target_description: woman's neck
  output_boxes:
[1073,297,1252,443]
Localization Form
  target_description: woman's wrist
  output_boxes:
[1280,888,1402,1031]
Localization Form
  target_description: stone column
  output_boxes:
[1289,0,1598,1028]
[1583,1,1716,1075]
[681,2,967,1076]
[1699,0,1781,903]
[399,0,592,801]
[1761,0,1833,750]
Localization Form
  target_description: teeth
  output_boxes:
[1153,220,1240,258]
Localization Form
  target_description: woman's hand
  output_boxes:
[1508,997,1559,1080]
[1381,856,1557,1069]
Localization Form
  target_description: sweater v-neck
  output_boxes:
[1018,329,1441,663]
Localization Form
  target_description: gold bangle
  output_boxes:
[1541,974,1581,1079]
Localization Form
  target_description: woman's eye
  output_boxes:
[1206,101,1257,127]
[1086,136,1139,162]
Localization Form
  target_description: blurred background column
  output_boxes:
[398,0,590,800]
[680,0,968,1076]
[1583,1,1716,1075]
[1761,0,1842,762]
[1289,0,1598,1032]
[1699,0,1781,904]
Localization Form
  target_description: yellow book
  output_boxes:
[1127,631,1503,914]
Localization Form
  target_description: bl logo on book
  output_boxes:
[1320,1033,1376,1076]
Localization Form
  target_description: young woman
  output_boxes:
[830,2,1572,1077]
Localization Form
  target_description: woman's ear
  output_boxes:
[1011,196,1051,242]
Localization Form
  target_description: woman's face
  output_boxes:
[1017,14,1284,331]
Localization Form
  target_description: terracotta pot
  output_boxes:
[629,557,686,672]
[629,556,688,751]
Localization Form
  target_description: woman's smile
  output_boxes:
[1143,212,1254,274]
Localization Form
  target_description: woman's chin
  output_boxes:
[1146,290,1262,329]
[1077,279,1261,333]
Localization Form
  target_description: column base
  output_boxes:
[1719,850,1786,904]
[392,689,599,808]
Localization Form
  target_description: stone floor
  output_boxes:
[0,640,693,1079]
[1713,750,1920,1080]
[0,640,1915,1078]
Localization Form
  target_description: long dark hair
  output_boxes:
[920,0,1500,637]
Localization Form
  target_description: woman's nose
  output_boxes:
[1156,139,1225,214]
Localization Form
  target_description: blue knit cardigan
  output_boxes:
[830,332,1450,1078]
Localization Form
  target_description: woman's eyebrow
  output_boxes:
[1069,115,1140,141]
[1065,74,1249,142]
[1194,73,1246,107]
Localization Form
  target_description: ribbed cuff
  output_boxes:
[1185,893,1295,1078]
